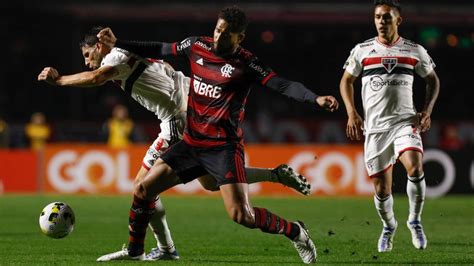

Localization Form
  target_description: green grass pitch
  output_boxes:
[0,195,473,265]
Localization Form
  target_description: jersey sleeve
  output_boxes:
[171,36,199,57]
[246,56,276,85]
[343,46,363,77]
[100,50,132,79]
[414,45,436,78]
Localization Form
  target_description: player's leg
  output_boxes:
[97,159,181,261]
[219,183,316,263]
[394,126,427,249]
[372,168,398,252]
[399,150,427,249]
[365,132,398,252]
[201,143,316,263]
[139,137,179,259]
[197,165,311,195]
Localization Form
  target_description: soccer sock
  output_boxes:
[374,194,397,228]
[253,207,300,240]
[128,194,155,256]
[148,196,175,252]
[245,168,273,184]
[407,174,426,222]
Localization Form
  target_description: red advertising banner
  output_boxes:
[0,150,38,193]
[41,144,371,195]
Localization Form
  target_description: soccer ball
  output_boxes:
[39,202,75,239]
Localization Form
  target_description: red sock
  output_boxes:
[253,207,300,239]
[128,195,155,256]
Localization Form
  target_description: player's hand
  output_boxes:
[417,111,431,132]
[97,27,117,48]
[38,67,59,85]
[316,95,339,112]
[346,112,364,141]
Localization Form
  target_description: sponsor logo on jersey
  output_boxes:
[369,49,377,55]
[249,62,269,77]
[177,39,192,52]
[221,63,235,78]
[360,42,374,48]
[196,58,204,66]
[369,75,410,91]
[403,41,418,47]
[382,58,398,73]
[195,41,211,51]
[193,80,222,99]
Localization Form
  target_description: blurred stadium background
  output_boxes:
[0,0,472,196]
[0,0,473,264]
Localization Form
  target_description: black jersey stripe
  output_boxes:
[124,62,147,96]
[362,67,414,77]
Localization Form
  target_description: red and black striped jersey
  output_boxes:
[170,36,277,147]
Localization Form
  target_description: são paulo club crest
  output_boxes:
[381,58,398,73]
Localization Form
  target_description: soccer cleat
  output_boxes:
[145,247,180,261]
[407,220,427,249]
[96,245,145,261]
[292,221,317,264]
[272,164,311,195]
[377,221,398,252]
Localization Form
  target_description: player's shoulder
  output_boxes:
[236,46,255,62]
[399,37,430,54]
[355,37,377,49]
[102,48,131,65]
[192,36,213,51]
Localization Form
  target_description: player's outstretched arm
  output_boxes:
[38,66,118,87]
[265,76,339,112]
[97,27,175,59]
[339,71,363,141]
[417,70,440,132]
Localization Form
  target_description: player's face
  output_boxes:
[374,5,401,40]
[81,44,103,70]
[213,18,244,54]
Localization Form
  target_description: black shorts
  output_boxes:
[161,140,247,186]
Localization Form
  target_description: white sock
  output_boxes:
[245,167,274,184]
[148,197,175,252]
[407,174,426,222]
[374,194,397,228]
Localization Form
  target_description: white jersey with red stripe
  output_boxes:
[101,48,190,123]
[343,36,436,133]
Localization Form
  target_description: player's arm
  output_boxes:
[38,66,118,87]
[96,27,177,58]
[339,70,363,141]
[418,70,440,132]
[265,76,338,112]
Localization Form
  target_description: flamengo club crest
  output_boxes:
[221,63,235,78]
[382,58,398,73]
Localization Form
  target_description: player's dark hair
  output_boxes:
[374,0,401,14]
[79,26,104,48]
[218,6,248,33]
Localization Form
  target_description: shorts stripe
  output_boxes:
[398,147,423,155]
[370,164,393,178]
[141,162,151,171]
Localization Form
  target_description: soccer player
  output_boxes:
[96,6,338,264]
[339,0,440,252]
[38,26,312,260]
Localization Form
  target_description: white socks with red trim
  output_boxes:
[374,194,397,228]
[407,174,426,222]
[148,197,176,252]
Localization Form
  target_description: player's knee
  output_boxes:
[134,181,152,200]
[407,165,423,178]
[227,206,253,226]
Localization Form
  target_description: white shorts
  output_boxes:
[364,124,423,177]
[142,111,186,170]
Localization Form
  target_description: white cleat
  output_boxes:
[145,247,180,261]
[292,221,317,264]
[96,245,145,261]
[272,164,311,195]
[377,221,398,252]
[407,220,428,250]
